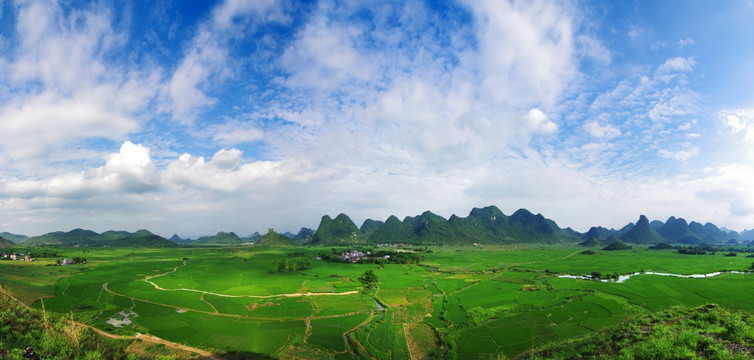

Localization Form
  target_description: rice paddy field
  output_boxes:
[2,244,754,359]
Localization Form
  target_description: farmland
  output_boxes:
[2,244,754,359]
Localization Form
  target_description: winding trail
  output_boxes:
[562,250,581,260]
[67,321,222,359]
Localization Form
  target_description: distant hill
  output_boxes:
[603,241,632,250]
[309,205,582,246]
[602,234,621,244]
[256,229,296,247]
[310,214,364,245]
[649,242,675,250]
[192,232,244,246]
[581,226,612,241]
[168,234,188,243]
[649,220,664,230]
[741,229,754,241]
[291,228,315,243]
[110,234,177,248]
[658,217,694,242]
[0,232,27,242]
[24,228,99,245]
[22,229,178,247]
[579,237,603,247]
[359,219,385,237]
[245,232,263,243]
[620,215,666,245]
[613,223,635,237]
[0,237,14,247]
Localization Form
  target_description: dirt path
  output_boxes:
[67,321,222,359]
[562,250,581,259]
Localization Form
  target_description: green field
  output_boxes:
[1,244,754,359]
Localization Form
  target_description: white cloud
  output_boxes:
[211,121,265,146]
[584,121,621,138]
[628,27,643,40]
[0,0,159,171]
[656,57,695,75]
[723,110,754,141]
[577,35,611,64]
[523,108,558,134]
[162,0,286,122]
[678,37,695,47]
[0,141,157,199]
[658,146,699,161]
[466,0,576,107]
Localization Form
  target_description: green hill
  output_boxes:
[192,232,244,245]
[110,234,177,248]
[526,305,754,360]
[620,215,666,244]
[256,229,296,247]
[581,226,612,241]
[368,215,417,244]
[310,214,364,245]
[649,242,675,250]
[578,237,603,247]
[24,228,99,245]
[0,232,27,242]
[22,229,179,247]
[345,205,588,245]
[359,219,385,237]
[603,241,632,250]
[0,237,14,247]
[291,228,315,243]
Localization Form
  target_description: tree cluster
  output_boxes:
[274,259,310,273]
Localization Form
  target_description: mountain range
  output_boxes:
[14,229,176,247]
[3,206,753,247]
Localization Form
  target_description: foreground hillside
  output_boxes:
[524,304,754,359]
[0,286,131,359]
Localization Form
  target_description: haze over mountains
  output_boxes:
[3,205,753,247]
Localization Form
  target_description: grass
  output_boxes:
[3,244,754,359]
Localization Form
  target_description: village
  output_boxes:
[1,252,33,261]
[1,251,86,266]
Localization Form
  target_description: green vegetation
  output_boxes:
[620,215,665,244]
[525,304,754,359]
[602,241,632,250]
[0,237,14,247]
[358,269,378,289]
[578,237,603,247]
[649,242,675,250]
[256,229,296,247]
[0,287,131,359]
[2,244,754,359]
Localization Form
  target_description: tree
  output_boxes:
[359,270,378,288]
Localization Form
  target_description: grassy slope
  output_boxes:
[0,287,132,359]
[523,304,754,359]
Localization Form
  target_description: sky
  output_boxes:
[1,0,754,238]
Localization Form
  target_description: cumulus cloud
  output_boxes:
[722,109,754,141]
[0,142,157,199]
[0,0,159,171]
[523,108,558,134]
[162,0,287,122]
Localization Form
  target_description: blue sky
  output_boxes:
[1,0,754,237]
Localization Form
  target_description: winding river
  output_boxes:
[558,270,751,283]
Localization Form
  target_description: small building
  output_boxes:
[61,258,72,265]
